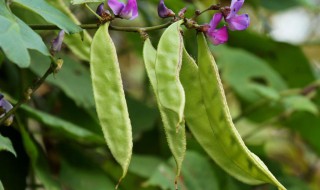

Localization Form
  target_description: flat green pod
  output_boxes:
[194,33,285,190]
[143,38,186,182]
[90,22,132,185]
[155,20,185,131]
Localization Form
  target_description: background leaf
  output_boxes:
[0,134,16,157]
[13,0,82,34]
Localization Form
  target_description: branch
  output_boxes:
[0,58,60,125]
[29,21,174,33]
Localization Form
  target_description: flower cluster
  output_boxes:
[93,0,249,46]
[0,94,13,126]
[207,0,250,45]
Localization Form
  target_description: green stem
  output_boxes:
[85,3,102,20]
[29,21,174,33]
[0,60,58,125]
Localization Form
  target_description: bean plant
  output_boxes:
[1,0,320,190]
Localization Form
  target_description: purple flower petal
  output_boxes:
[158,0,175,18]
[119,0,138,20]
[207,26,228,45]
[108,0,125,15]
[208,13,223,31]
[227,0,245,19]
[96,3,105,16]
[0,95,14,126]
[51,30,65,53]
[227,14,250,31]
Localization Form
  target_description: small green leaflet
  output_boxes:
[13,0,82,34]
[0,134,17,157]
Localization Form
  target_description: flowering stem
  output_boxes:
[29,21,174,33]
[0,58,59,126]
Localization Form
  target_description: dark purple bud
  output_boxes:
[158,0,175,18]
[96,3,111,19]
[51,30,65,54]
[0,94,14,126]
[178,7,187,18]
[96,3,105,16]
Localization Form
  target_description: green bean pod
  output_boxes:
[143,38,186,182]
[155,20,185,131]
[90,22,132,185]
[194,33,285,190]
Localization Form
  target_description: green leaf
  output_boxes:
[0,1,50,67]
[143,38,186,179]
[126,96,158,138]
[90,22,132,182]
[128,155,163,178]
[0,134,16,157]
[59,159,115,190]
[30,51,95,109]
[196,33,286,189]
[19,123,61,190]
[0,181,3,190]
[145,151,219,190]
[282,95,318,115]
[13,0,82,34]
[249,83,280,101]
[213,45,287,102]
[286,112,320,154]
[21,105,104,143]
[229,31,315,88]
[48,0,92,61]
[71,0,103,4]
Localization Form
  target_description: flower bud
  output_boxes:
[178,7,187,18]
[0,94,14,126]
[158,0,175,18]
[96,3,111,18]
[51,30,65,55]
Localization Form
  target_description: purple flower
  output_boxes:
[0,94,13,126]
[225,0,250,31]
[158,0,175,18]
[207,13,228,45]
[51,30,65,54]
[108,0,138,20]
